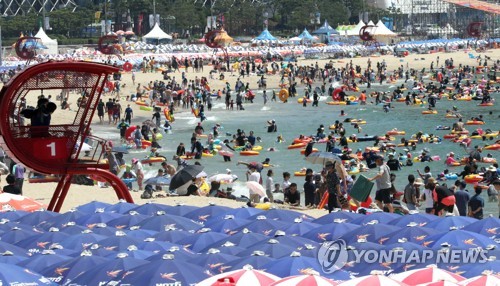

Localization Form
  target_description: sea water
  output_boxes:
[94,83,499,216]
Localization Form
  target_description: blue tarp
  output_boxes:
[254,29,277,41]
[312,20,339,35]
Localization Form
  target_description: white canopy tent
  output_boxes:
[373,20,397,44]
[143,23,172,44]
[345,20,366,36]
[34,27,58,55]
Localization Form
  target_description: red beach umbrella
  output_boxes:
[271,273,339,286]
[338,271,407,286]
[197,265,280,286]
[458,273,500,286]
[390,265,466,285]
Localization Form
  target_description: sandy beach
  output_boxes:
[8,48,497,215]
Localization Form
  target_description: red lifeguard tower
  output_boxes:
[0,61,134,212]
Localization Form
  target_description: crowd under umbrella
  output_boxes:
[184,204,233,223]
[16,210,60,226]
[103,200,139,214]
[106,211,150,229]
[237,238,298,259]
[188,248,238,273]
[16,251,72,273]
[312,211,363,224]
[75,201,113,214]
[74,210,123,226]
[127,202,171,216]
[181,229,229,252]
[204,215,252,234]
[247,209,314,223]
[57,231,107,251]
[135,212,202,232]
[338,223,402,245]
[163,204,199,217]
[284,218,321,236]
[425,216,478,231]
[390,213,440,228]
[226,251,275,270]
[235,216,292,235]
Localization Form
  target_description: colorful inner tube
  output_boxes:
[240,151,259,156]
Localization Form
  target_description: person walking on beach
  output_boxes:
[369,155,394,213]
[132,158,144,192]
[133,126,143,149]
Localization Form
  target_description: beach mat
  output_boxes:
[350,175,374,202]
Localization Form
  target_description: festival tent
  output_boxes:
[143,23,172,44]
[346,20,366,36]
[336,24,356,36]
[253,29,277,42]
[374,20,397,36]
[312,20,339,35]
[34,27,58,55]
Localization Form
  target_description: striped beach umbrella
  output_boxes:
[271,273,339,286]
[390,265,466,285]
[197,265,280,286]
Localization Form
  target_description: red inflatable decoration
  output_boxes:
[359,25,376,42]
[467,22,483,38]
[204,30,220,49]
[0,61,134,212]
[14,37,42,63]
[98,35,122,55]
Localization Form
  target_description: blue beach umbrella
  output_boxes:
[128,202,171,216]
[75,212,124,226]
[145,247,197,262]
[204,216,251,234]
[350,212,401,225]
[462,260,500,278]
[136,213,202,232]
[247,209,314,223]
[37,210,87,230]
[76,201,113,214]
[425,216,477,231]
[104,246,155,260]
[235,217,291,236]
[97,234,143,251]
[16,230,70,251]
[391,213,440,228]
[384,226,443,245]
[271,253,353,281]
[39,253,110,285]
[462,217,500,239]
[58,232,107,251]
[202,230,269,250]
[16,251,72,273]
[119,255,209,285]
[271,234,319,249]
[0,262,56,285]
[138,239,180,252]
[0,220,35,232]
[67,255,148,286]
[425,230,498,250]
[213,243,247,256]
[303,222,360,242]
[57,224,88,235]
[0,239,31,256]
[16,211,60,227]
[188,249,238,273]
[181,230,229,252]
[0,252,28,264]
[216,206,264,220]
[0,210,29,220]
[153,229,193,244]
[89,224,121,236]
[104,201,139,214]
[338,224,402,245]
[124,228,158,240]
[163,204,199,217]
[106,212,150,229]
[237,238,297,259]
[0,226,39,244]
[283,219,321,236]
[227,253,275,270]
[184,204,233,224]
